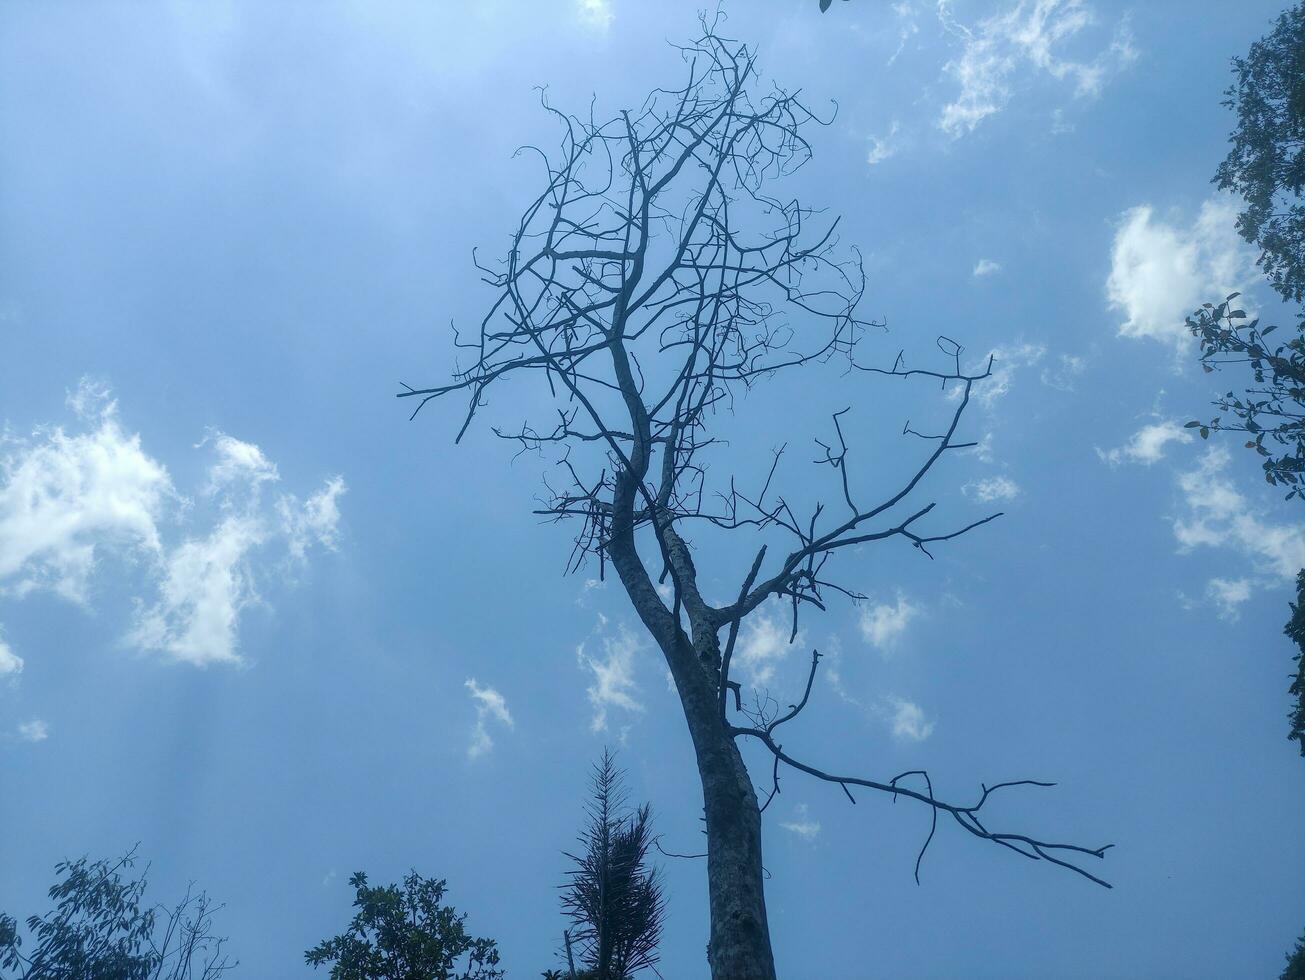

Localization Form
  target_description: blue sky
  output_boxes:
[2,1,1304,977]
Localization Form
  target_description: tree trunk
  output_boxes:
[687,703,777,980]
[637,610,778,978]
[606,473,777,977]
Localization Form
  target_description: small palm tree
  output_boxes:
[559,751,665,980]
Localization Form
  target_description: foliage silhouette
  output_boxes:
[306,871,502,980]
[559,751,665,980]
[0,848,232,980]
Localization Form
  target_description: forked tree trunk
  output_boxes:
[605,424,778,978]
[608,547,778,978]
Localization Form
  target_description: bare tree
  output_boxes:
[403,19,1110,979]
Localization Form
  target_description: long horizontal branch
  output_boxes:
[731,650,1113,888]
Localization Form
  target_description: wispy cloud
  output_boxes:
[1040,353,1087,391]
[17,719,49,743]
[963,475,1020,502]
[0,632,22,678]
[735,600,804,686]
[465,678,513,759]
[887,2,921,66]
[575,0,613,33]
[867,121,901,165]
[883,697,934,741]
[975,343,1046,409]
[280,476,346,562]
[1206,577,1253,621]
[1107,197,1259,347]
[779,802,821,841]
[973,258,1002,277]
[1173,446,1305,580]
[937,0,1135,137]
[1097,420,1193,467]
[126,515,265,667]
[858,594,918,651]
[577,621,644,733]
[204,432,279,496]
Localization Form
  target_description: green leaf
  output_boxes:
[1184,420,1203,428]
[1200,427,1210,439]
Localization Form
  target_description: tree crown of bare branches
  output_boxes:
[402,16,1112,892]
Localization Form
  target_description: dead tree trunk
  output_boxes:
[610,529,775,977]
[690,711,775,979]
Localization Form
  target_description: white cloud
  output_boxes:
[858,594,918,650]
[734,601,803,686]
[885,697,934,741]
[576,576,607,608]
[1050,106,1075,134]
[126,515,264,667]
[966,432,996,464]
[577,622,643,733]
[1097,420,1193,467]
[779,803,821,841]
[0,386,172,603]
[129,433,344,667]
[280,476,346,561]
[205,433,278,496]
[963,475,1021,502]
[938,0,1135,137]
[887,3,920,67]
[867,121,901,165]
[973,258,1002,277]
[575,0,612,32]
[1206,577,1252,621]
[0,632,22,677]
[1040,353,1087,391]
[1106,197,1259,346]
[17,719,49,743]
[66,377,115,419]
[1173,447,1305,580]
[976,343,1045,409]
[465,678,513,759]
[0,383,345,670]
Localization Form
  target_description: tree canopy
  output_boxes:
[1282,572,1305,756]
[305,872,503,980]
[1186,294,1305,496]
[1283,928,1305,980]
[1186,4,1305,763]
[0,850,232,980]
[1215,3,1305,307]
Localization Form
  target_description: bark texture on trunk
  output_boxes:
[693,716,776,980]
[607,524,777,980]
